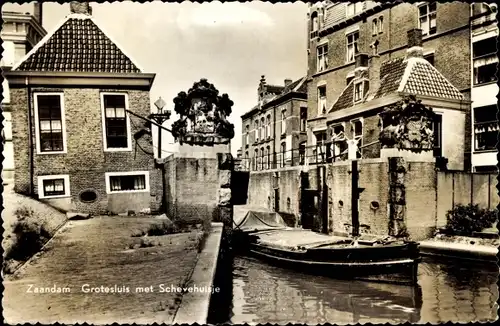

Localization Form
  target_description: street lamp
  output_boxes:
[149,97,171,158]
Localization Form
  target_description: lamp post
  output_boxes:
[149,97,171,159]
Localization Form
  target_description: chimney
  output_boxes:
[284,79,292,87]
[354,53,369,78]
[258,75,267,101]
[70,1,92,15]
[33,2,43,26]
[406,28,423,59]
[369,54,381,97]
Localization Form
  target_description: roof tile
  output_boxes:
[16,17,141,73]
[330,82,354,112]
[403,61,464,100]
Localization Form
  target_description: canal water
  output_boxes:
[231,256,498,324]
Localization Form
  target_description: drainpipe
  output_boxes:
[26,77,34,196]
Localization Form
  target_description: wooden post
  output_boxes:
[351,159,360,237]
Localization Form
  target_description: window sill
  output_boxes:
[104,148,133,152]
[473,149,497,154]
[37,150,67,155]
[39,194,71,200]
[473,80,498,87]
[108,189,149,194]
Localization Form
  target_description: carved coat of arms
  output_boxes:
[171,79,235,145]
[379,95,436,153]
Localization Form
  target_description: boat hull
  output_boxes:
[234,231,421,285]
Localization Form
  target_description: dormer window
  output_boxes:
[354,81,364,102]
[311,11,319,39]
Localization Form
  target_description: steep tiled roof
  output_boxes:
[375,57,407,98]
[281,76,307,95]
[14,14,142,73]
[266,84,285,95]
[330,55,464,113]
[402,60,464,100]
[331,81,354,112]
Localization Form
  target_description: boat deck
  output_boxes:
[254,229,349,250]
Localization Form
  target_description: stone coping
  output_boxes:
[172,222,223,324]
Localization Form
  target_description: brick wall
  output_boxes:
[247,166,303,222]
[327,160,390,236]
[10,86,159,214]
[405,162,437,240]
[163,155,219,223]
[307,2,471,122]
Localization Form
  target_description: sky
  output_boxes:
[5,1,308,156]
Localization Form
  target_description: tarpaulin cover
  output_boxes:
[233,210,288,232]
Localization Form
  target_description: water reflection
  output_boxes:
[231,256,498,324]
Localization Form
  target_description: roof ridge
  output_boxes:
[328,79,354,113]
[397,58,415,93]
[292,76,306,92]
[400,57,464,99]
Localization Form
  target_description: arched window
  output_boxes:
[260,117,265,140]
[266,115,271,139]
[254,120,259,142]
[311,11,319,32]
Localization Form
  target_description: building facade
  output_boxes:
[1,2,46,183]
[241,76,308,171]
[470,3,498,172]
[6,2,161,215]
[305,1,475,170]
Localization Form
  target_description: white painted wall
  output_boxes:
[437,108,465,171]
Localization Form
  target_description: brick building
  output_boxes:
[1,2,46,184]
[470,3,498,172]
[305,1,474,170]
[241,75,308,171]
[6,2,160,214]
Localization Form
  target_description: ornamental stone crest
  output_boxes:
[379,95,436,153]
[171,79,235,146]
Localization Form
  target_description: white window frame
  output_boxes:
[346,31,359,63]
[318,85,327,115]
[266,115,271,139]
[105,171,150,194]
[350,118,364,158]
[317,43,329,72]
[254,120,259,142]
[281,109,287,135]
[353,81,365,103]
[418,2,437,36]
[34,92,67,155]
[37,174,70,199]
[101,92,132,152]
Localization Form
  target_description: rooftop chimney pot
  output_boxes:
[407,29,423,48]
[406,29,424,59]
[284,79,292,86]
[70,1,92,15]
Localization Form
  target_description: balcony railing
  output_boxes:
[239,141,351,172]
